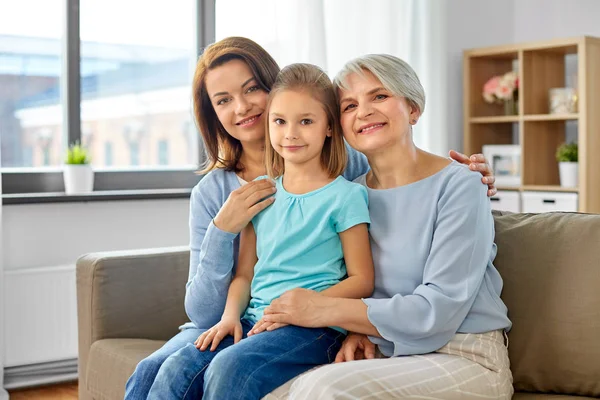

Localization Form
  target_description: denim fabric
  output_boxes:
[146,319,344,400]
[124,328,206,400]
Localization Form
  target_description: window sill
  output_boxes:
[2,188,192,205]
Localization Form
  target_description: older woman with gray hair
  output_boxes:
[257,54,513,399]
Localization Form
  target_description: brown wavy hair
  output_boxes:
[193,37,280,173]
[265,63,347,179]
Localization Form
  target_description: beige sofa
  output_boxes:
[76,211,600,399]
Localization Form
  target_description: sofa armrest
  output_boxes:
[76,246,190,386]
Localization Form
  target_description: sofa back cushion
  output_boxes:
[493,212,600,397]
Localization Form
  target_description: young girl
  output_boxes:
[146,63,375,400]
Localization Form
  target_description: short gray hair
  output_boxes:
[333,54,426,114]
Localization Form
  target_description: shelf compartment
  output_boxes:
[465,123,516,156]
[467,54,519,118]
[522,49,578,115]
[522,121,569,187]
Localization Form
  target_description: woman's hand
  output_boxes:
[247,318,288,336]
[262,288,327,328]
[213,179,276,234]
[334,333,376,363]
[194,316,242,351]
[449,150,497,197]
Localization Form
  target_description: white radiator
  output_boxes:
[4,265,78,374]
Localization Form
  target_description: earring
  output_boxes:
[410,119,417,124]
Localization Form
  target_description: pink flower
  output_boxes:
[484,76,501,95]
[482,71,518,103]
[495,83,513,101]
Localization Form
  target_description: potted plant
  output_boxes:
[63,142,94,194]
[556,142,578,188]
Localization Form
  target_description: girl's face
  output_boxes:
[205,59,269,145]
[338,70,419,155]
[268,89,331,168]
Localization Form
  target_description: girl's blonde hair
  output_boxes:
[192,37,280,174]
[265,63,347,178]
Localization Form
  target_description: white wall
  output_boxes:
[3,199,190,271]
[514,0,600,42]
[444,0,516,153]
[2,198,190,372]
[444,0,600,154]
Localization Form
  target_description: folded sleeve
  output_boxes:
[333,183,370,233]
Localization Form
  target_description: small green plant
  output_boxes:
[556,142,578,163]
[65,142,91,164]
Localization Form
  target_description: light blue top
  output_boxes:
[243,175,370,324]
[183,143,369,329]
[356,161,511,357]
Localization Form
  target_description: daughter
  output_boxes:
[147,63,375,400]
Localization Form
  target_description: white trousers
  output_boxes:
[264,330,513,400]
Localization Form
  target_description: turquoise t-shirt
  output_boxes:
[243,175,370,324]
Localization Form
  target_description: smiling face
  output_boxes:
[338,70,420,155]
[204,58,269,145]
[268,89,331,169]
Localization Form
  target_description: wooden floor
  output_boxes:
[8,381,78,400]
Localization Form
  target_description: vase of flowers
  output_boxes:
[483,71,519,115]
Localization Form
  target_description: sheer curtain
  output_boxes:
[0,138,7,400]
[215,0,448,154]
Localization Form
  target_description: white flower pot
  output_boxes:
[558,162,578,188]
[63,164,94,194]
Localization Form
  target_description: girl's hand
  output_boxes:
[449,150,497,197]
[262,288,327,328]
[194,316,243,351]
[334,333,376,363]
[247,318,288,336]
[213,179,276,234]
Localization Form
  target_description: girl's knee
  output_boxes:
[204,348,238,384]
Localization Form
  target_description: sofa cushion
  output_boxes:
[86,338,165,399]
[493,212,600,397]
[513,393,598,399]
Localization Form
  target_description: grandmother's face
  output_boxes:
[338,71,419,154]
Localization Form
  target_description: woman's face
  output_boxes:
[205,59,269,145]
[338,70,419,154]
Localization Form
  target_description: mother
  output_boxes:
[124,37,497,399]
[259,54,513,399]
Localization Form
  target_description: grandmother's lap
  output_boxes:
[265,331,512,400]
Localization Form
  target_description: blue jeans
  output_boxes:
[146,319,344,400]
[124,328,206,400]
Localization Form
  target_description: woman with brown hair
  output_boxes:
[124,37,496,399]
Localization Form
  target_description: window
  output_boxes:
[104,142,113,166]
[129,143,140,166]
[0,0,63,168]
[42,147,51,166]
[1,0,214,196]
[22,146,33,167]
[80,0,198,168]
[158,140,169,165]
